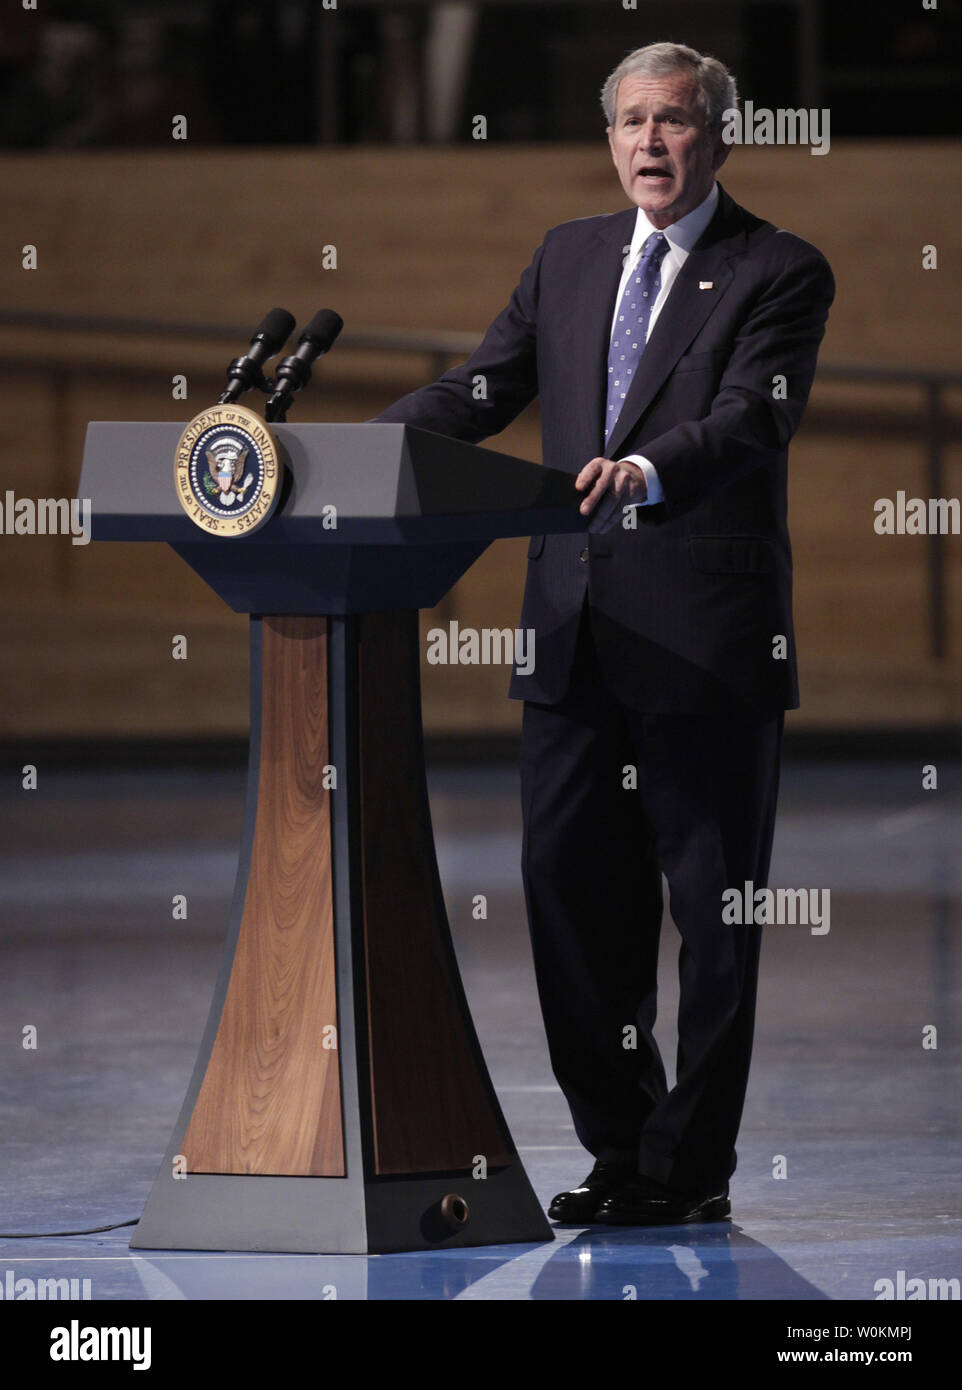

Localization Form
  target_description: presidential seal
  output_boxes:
[174,403,281,536]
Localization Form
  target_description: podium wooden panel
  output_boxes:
[181,617,343,1179]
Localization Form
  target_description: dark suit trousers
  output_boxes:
[519,599,783,1193]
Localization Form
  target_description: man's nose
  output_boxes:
[638,120,663,150]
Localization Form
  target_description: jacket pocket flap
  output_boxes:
[673,349,724,374]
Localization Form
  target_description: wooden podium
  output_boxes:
[78,421,587,1254]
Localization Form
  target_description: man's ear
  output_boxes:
[606,126,616,163]
[711,135,732,173]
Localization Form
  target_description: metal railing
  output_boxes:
[2,307,959,658]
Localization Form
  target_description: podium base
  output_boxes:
[130,1164,551,1255]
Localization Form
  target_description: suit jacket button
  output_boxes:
[579,546,589,563]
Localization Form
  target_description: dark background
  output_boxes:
[2,0,960,148]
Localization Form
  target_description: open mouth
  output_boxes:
[638,166,672,183]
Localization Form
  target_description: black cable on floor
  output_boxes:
[0,1219,139,1237]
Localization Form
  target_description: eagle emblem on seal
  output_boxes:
[202,434,254,506]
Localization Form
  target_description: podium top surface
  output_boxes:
[79,421,589,546]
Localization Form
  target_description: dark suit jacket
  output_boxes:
[374,182,835,715]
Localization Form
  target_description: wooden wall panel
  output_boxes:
[2,144,959,369]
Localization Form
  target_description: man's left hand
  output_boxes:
[575,457,647,532]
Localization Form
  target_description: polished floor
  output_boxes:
[0,755,959,1300]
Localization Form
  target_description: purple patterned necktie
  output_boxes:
[604,231,670,448]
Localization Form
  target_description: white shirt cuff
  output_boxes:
[620,454,663,507]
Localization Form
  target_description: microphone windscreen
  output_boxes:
[301,309,344,352]
[253,307,296,352]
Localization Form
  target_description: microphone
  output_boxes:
[265,309,343,422]
[219,307,296,405]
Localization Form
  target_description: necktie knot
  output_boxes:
[641,231,669,266]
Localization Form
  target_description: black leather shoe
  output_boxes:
[593,1175,731,1226]
[547,1161,636,1223]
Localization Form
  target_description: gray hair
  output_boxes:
[601,42,738,130]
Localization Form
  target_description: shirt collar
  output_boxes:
[628,181,719,261]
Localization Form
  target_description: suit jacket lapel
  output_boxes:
[602,183,748,461]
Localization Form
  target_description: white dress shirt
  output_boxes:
[613,181,720,506]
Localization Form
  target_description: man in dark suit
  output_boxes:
[373,41,834,1225]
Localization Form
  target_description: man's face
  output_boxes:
[606,70,729,228]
